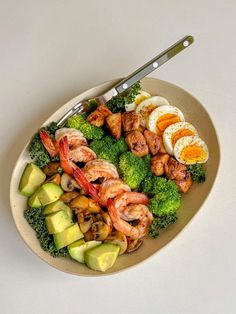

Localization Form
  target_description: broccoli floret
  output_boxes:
[89,136,128,166]
[188,164,206,183]
[106,82,141,113]
[119,152,150,189]
[66,114,104,140]
[146,176,180,216]
[29,122,59,168]
[149,214,177,238]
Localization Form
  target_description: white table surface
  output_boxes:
[1,1,235,313]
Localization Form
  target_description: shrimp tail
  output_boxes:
[59,136,74,175]
[39,130,58,157]
[73,167,101,204]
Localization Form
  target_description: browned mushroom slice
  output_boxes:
[84,229,94,241]
[91,221,110,241]
[79,214,94,234]
[126,238,143,253]
[45,173,61,185]
[88,199,101,214]
[104,231,127,255]
[60,191,80,203]
[61,173,80,192]
[43,162,61,176]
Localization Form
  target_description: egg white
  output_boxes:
[135,96,170,126]
[148,105,185,135]
[174,135,209,165]
[163,122,198,155]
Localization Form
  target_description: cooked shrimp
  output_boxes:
[70,146,97,163]
[98,179,131,206]
[59,136,100,203]
[113,192,149,221]
[55,127,87,150]
[107,199,153,239]
[39,130,58,158]
[83,159,119,182]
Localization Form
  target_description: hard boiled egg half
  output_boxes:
[148,105,185,135]
[136,96,170,126]
[163,122,198,155]
[174,136,209,165]
[125,91,151,112]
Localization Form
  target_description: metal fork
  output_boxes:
[57,35,194,127]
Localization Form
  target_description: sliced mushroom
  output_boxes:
[45,173,61,185]
[126,238,143,253]
[79,214,94,233]
[91,221,110,241]
[43,162,61,176]
[88,199,101,214]
[104,231,127,255]
[70,195,89,210]
[60,191,80,203]
[84,229,94,241]
[61,173,80,192]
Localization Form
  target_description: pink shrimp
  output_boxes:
[55,127,87,149]
[83,159,119,182]
[98,179,131,206]
[59,136,100,204]
[39,130,58,158]
[69,146,97,163]
[107,199,153,240]
[113,192,149,221]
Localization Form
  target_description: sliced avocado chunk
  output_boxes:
[53,223,83,249]
[36,183,63,206]
[84,243,120,272]
[44,200,73,219]
[68,240,101,263]
[28,193,41,208]
[45,210,73,234]
[19,163,46,196]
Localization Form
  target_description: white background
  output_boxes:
[1,1,236,313]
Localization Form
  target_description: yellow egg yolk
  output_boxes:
[135,94,150,105]
[180,144,207,163]
[157,114,181,133]
[172,129,195,145]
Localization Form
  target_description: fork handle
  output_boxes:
[114,35,194,94]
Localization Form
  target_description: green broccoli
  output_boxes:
[89,136,128,166]
[144,176,180,217]
[66,114,104,140]
[188,164,206,183]
[29,122,59,168]
[119,152,150,189]
[106,81,141,113]
[149,214,177,238]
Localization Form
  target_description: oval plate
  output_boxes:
[10,77,220,276]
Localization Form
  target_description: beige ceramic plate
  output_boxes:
[10,77,220,276]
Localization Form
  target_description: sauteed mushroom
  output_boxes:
[61,173,80,192]
[91,221,110,241]
[43,162,61,176]
[60,191,80,203]
[104,231,127,255]
[45,173,61,185]
[126,238,143,253]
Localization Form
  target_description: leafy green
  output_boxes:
[149,214,177,238]
[119,152,150,189]
[66,114,104,140]
[89,135,128,167]
[28,122,59,168]
[188,164,206,183]
[24,207,69,258]
[106,81,141,113]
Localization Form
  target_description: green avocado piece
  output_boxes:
[45,210,73,234]
[53,223,84,249]
[84,243,120,272]
[36,183,63,206]
[43,200,73,219]
[28,193,41,208]
[68,240,101,263]
[19,163,46,196]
